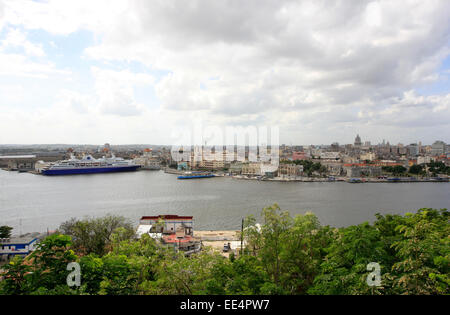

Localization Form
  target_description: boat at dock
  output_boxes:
[178,172,216,180]
[41,154,140,175]
[347,178,363,183]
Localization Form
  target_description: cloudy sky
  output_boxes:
[0,0,449,145]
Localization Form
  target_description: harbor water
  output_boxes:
[0,170,449,234]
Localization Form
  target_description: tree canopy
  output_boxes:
[1,207,448,295]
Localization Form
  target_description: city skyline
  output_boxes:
[0,136,447,148]
[0,1,450,145]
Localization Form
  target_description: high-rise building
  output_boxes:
[431,141,446,156]
[407,143,419,157]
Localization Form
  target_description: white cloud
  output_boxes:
[1,28,45,56]
[91,67,154,116]
[3,0,127,35]
[0,52,70,78]
[0,0,449,144]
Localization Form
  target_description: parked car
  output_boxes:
[223,243,231,252]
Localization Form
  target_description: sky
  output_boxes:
[0,0,449,145]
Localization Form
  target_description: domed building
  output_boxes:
[354,134,362,147]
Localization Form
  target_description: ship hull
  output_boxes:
[42,165,140,176]
[177,174,216,179]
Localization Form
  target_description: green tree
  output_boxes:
[1,234,78,295]
[0,256,33,295]
[0,226,13,238]
[387,209,449,294]
[280,213,330,294]
[59,215,135,256]
[409,164,423,175]
[309,222,388,295]
[258,204,292,289]
[30,234,78,292]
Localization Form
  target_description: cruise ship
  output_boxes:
[41,154,140,175]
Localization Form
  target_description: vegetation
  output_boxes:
[409,164,425,176]
[426,161,450,176]
[281,159,327,176]
[0,207,448,295]
[0,226,13,239]
[382,165,407,176]
[58,215,135,256]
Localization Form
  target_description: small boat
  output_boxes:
[177,173,216,179]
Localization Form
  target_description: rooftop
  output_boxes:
[0,155,37,159]
[0,237,38,245]
[140,215,194,221]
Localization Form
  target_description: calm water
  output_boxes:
[0,170,449,234]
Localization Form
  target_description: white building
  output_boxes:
[360,152,376,161]
[417,156,432,165]
[320,152,341,160]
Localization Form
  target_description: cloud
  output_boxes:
[1,28,45,56]
[0,1,4,31]
[91,67,154,116]
[0,27,68,79]
[3,0,127,35]
[84,2,450,114]
[0,0,449,144]
[0,52,70,78]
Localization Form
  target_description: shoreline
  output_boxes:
[229,175,449,183]
[4,168,449,183]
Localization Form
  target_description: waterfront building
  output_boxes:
[134,149,161,170]
[0,155,37,171]
[242,162,261,175]
[366,166,382,177]
[278,164,304,177]
[320,161,343,176]
[344,165,361,178]
[229,162,244,175]
[343,163,382,178]
[261,164,279,178]
[199,159,226,171]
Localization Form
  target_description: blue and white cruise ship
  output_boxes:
[41,154,140,175]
